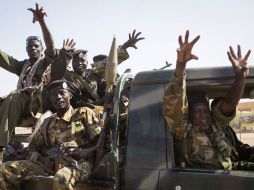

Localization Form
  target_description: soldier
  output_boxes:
[211,98,254,169]
[51,49,102,108]
[87,30,145,100]
[163,30,251,170]
[0,80,101,190]
[51,30,144,107]
[225,126,254,162]
[0,3,60,150]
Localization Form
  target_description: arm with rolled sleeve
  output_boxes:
[163,30,200,140]
[163,74,188,140]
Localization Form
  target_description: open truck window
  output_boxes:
[230,99,254,146]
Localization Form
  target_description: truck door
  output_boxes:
[123,71,170,190]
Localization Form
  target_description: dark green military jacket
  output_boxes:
[0,49,56,89]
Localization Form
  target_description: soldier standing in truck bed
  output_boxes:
[0,3,59,150]
[87,30,144,102]
[51,30,144,107]
[51,49,103,108]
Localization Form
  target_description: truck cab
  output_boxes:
[21,66,254,190]
[123,66,254,190]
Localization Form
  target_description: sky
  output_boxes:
[0,0,254,96]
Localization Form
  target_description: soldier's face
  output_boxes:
[190,103,211,130]
[72,55,87,74]
[49,88,71,111]
[94,61,106,79]
[26,39,43,60]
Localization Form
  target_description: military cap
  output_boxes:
[73,49,88,58]
[26,36,42,46]
[93,54,108,62]
[45,79,70,92]
[187,91,209,107]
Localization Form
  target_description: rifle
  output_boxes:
[46,141,79,172]
[153,61,172,70]
[96,36,118,164]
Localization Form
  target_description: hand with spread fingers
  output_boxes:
[177,30,200,65]
[28,3,47,23]
[122,29,145,50]
[227,45,251,78]
[63,38,76,52]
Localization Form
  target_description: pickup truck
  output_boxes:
[19,66,254,190]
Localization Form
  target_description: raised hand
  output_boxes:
[177,30,200,64]
[63,38,76,52]
[122,30,145,50]
[28,3,47,23]
[227,45,251,77]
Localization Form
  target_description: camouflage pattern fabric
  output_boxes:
[224,125,254,170]
[0,160,51,190]
[53,160,93,190]
[29,106,100,160]
[163,74,234,170]
[0,106,101,190]
[224,125,254,162]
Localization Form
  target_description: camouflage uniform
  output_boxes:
[163,74,234,170]
[0,49,71,147]
[224,125,254,170]
[0,106,101,190]
[51,47,129,107]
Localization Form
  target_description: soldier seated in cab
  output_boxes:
[163,30,252,170]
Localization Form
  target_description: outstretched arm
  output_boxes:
[121,29,145,50]
[117,30,145,64]
[163,30,200,140]
[28,3,55,57]
[220,45,251,115]
[50,39,76,82]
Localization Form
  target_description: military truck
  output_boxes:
[19,66,254,189]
